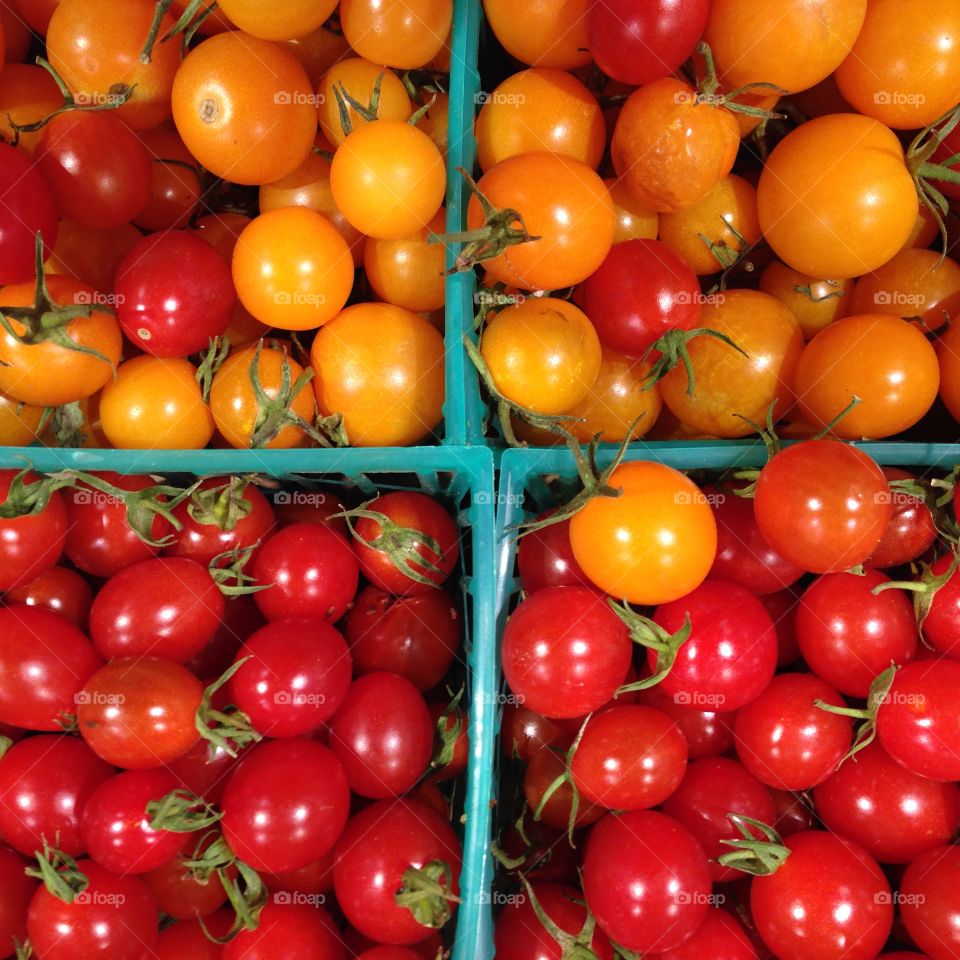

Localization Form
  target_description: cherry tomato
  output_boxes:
[217,0,338,40]
[868,468,937,569]
[228,619,352,737]
[133,126,202,232]
[0,605,102,731]
[0,734,112,856]
[0,470,68,590]
[339,0,452,69]
[517,510,590,594]
[45,219,142,296]
[252,522,359,622]
[501,586,631,719]
[77,656,203,769]
[483,0,590,69]
[5,565,94,629]
[754,440,892,574]
[938,321,960,424]
[143,846,229,920]
[759,262,853,341]
[653,907,757,960]
[524,736,604,830]
[570,461,718,605]
[0,846,36,959]
[634,683,736,759]
[148,913,231,958]
[0,388,45,446]
[221,738,350,873]
[0,139,58,284]
[900,845,960,960]
[261,850,334,897]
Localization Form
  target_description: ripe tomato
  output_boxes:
[517,510,589,594]
[612,79,739,213]
[310,302,445,447]
[0,846,36,957]
[339,0,452,69]
[525,737,605,830]
[476,68,604,170]
[938,321,960,423]
[27,860,158,960]
[143,849,229,919]
[754,440,892,573]
[217,0,337,40]
[480,297,601,415]
[750,831,892,960]
[758,261,853,340]
[221,738,350,873]
[0,605,102,730]
[0,734,112,856]
[0,470,68,590]
[134,126,202,232]
[635,684,736,759]
[46,220,142,296]
[116,231,235,357]
[5,565,94,628]
[501,586,631,719]
[46,0,181,130]
[795,314,939,439]
[221,902,344,960]
[734,673,852,789]
[653,908,757,960]
[77,656,203,769]
[331,120,445,240]
[252,522,359,622]
[149,914,233,958]
[364,210,446,313]
[172,32,317,185]
[483,0,590,68]
[0,142,58,284]
[757,114,918,279]
[232,207,354,330]
[468,152,614,289]
[100,356,215,450]
[0,388,45,445]
[228,619,352,736]
[569,461,717,605]
[900,845,960,960]
[0,275,121,407]
[868,468,937,568]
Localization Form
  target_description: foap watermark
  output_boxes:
[474,290,526,307]
[477,691,525,707]
[674,490,726,507]
[478,891,525,906]
[273,691,326,706]
[675,891,726,906]
[874,291,926,308]
[475,491,525,507]
[673,91,725,107]
[72,489,124,507]
[675,290,726,306]
[75,690,125,706]
[273,491,337,507]
[274,91,326,106]
[75,291,125,307]
[875,891,926,906]
[874,91,926,107]
[874,489,918,507]
[674,690,727,709]
[74,90,128,108]
[274,891,326,906]
[475,91,526,107]
[75,891,126,906]
[274,291,326,306]
[876,691,926,708]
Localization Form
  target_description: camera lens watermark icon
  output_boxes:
[875,891,925,906]
[674,490,725,507]
[675,891,725,906]
[674,290,725,306]
[72,489,124,506]
[873,291,926,307]
[478,891,525,905]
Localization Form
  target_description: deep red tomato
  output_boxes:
[501,587,631,719]
[352,492,458,595]
[274,487,349,536]
[221,738,350,874]
[770,789,815,838]
[164,478,276,566]
[758,588,801,666]
[0,734,112,857]
[428,699,468,784]
[5,565,94,629]
[89,557,225,663]
[517,509,591,594]
[344,585,460,691]
[916,554,960,659]
[148,912,232,959]
[252,523,359,622]
[0,470,68,590]
[115,231,236,357]
[634,683,736,759]
[733,673,852,790]
[63,473,170,578]
[525,741,605,831]
[754,441,892,573]
[662,757,776,883]
[653,907,758,960]
[750,831,893,960]
[0,141,59,283]
[81,769,189,875]
[355,948,425,960]
[0,605,103,731]
[228,619,352,737]
[261,850,334,897]
[143,844,229,920]
[900,844,960,960]
[500,703,575,761]
[77,657,203,769]
[868,468,937,568]
[707,485,804,594]
[577,238,701,356]
[166,737,238,806]
[570,705,687,810]
[650,580,777,712]
[796,569,918,697]
[494,882,614,960]
[0,845,37,958]
[329,673,433,799]
[35,111,152,230]
[221,903,344,960]
[27,860,158,960]
[815,740,960,864]
[334,798,462,945]
[583,810,712,953]
[877,660,960,782]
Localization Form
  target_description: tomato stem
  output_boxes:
[395,860,461,929]
[430,686,465,772]
[333,71,386,138]
[0,736,10,759]
[196,336,231,404]
[641,327,748,395]
[609,604,691,693]
[716,815,790,876]
[26,842,89,904]
[811,395,862,439]
[195,658,263,757]
[519,875,605,960]
[188,475,254,532]
[142,0,214,63]
[693,42,786,118]
[147,788,222,833]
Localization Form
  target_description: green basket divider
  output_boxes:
[0,444,496,960]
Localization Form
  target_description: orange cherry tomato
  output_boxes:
[340,0,452,70]
[171,31,317,185]
[757,114,918,279]
[606,178,659,243]
[475,68,605,171]
[0,64,62,156]
[658,173,760,276]
[758,262,853,340]
[100,356,214,449]
[316,58,412,148]
[467,152,615,290]
[364,209,446,313]
[232,207,355,331]
[0,276,122,406]
[480,297,602,415]
[836,0,960,130]
[937,322,960,424]
[483,0,591,69]
[210,340,315,449]
[330,120,445,240]
[902,205,939,251]
[660,289,804,438]
[284,24,352,88]
[259,150,365,267]
[569,461,718,606]
[704,0,867,94]
[0,389,44,445]
[611,78,740,213]
[217,0,338,41]
[850,249,960,335]
[134,126,202,232]
[46,0,182,130]
[310,302,444,446]
[795,314,940,439]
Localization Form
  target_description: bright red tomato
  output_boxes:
[0,846,37,959]
[4,565,94,630]
[900,845,960,960]
[0,470,68,590]
[634,683,736,759]
[516,510,591,594]
[221,903,344,960]
[868,468,937,568]
[653,907,758,960]
[0,142,59,283]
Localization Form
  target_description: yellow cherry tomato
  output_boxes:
[217,0,339,41]
[758,261,854,340]
[606,178,659,244]
[364,210,446,313]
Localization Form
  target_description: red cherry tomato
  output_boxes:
[0,142,59,283]
[868,468,936,568]
[0,846,37,957]
[221,902,344,960]
[634,683,736,759]
[4,565,93,629]
[517,509,591,594]
[900,844,960,960]
[0,470,68,590]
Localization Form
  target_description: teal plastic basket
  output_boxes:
[0,445,496,960]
